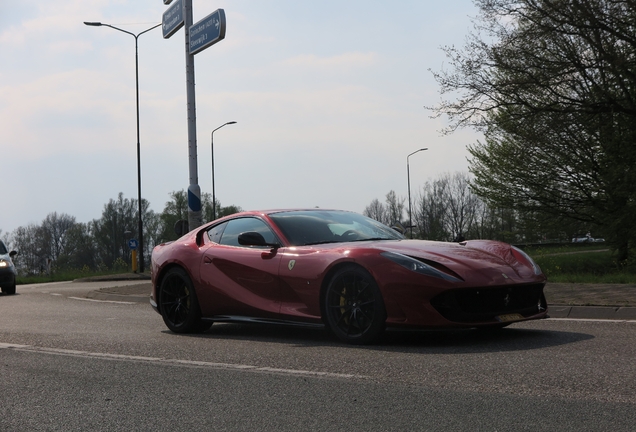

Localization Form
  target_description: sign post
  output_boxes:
[162,1,227,231]
[128,239,139,273]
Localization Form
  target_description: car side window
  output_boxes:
[207,222,227,244]
[219,217,277,247]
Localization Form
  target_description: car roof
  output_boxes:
[239,209,347,216]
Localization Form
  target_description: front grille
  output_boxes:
[430,284,546,323]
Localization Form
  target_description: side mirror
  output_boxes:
[238,232,280,248]
[9,250,18,259]
[391,221,406,234]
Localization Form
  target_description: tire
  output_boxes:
[159,267,211,333]
[324,266,386,344]
[1,283,16,295]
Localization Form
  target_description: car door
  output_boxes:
[198,217,283,318]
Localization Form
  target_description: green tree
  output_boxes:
[92,193,144,270]
[57,222,98,271]
[159,190,243,243]
[430,0,636,260]
[158,190,189,243]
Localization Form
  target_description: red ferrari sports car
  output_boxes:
[150,209,547,344]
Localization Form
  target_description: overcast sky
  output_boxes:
[1,0,481,235]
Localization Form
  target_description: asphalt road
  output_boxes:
[1,281,635,431]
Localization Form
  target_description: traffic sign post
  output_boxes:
[189,9,226,55]
[162,1,227,231]
[128,239,139,272]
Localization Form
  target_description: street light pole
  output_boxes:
[84,21,160,273]
[211,121,237,220]
[407,148,428,239]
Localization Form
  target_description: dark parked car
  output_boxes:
[150,209,548,344]
[0,240,18,295]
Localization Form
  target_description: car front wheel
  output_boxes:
[324,266,386,344]
[1,283,16,295]
[159,267,212,333]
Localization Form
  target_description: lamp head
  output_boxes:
[84,21,103,26]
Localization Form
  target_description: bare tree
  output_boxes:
[40,212,76,263]
[363,198,388,225]
[414,178,449,240]
[444,172,481,240]
[385,190,406,226]
[11,224,45,274]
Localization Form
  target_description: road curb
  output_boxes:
[549,304,636,320]
[85,290,149,303]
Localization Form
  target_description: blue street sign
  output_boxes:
[189,9,226,55]
[162,0,184,39]
[128,239,139,250]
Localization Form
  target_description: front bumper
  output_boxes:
[430,283,547,324]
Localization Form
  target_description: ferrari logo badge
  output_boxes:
[288,260,296,270]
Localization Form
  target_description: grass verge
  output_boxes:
[529,247,636,284]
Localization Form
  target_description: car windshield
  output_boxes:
[269,210,404,246]
[0,241,7,255]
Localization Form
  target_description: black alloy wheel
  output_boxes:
[324,266,386,344]
[159,267,211,333]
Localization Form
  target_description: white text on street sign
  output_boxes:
[189,9,226,55]
[162,0,184,39]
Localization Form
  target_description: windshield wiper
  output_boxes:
[303,240,342,246]
[349,237,394,242]
[304,237,396,246]
[347,237,397,243]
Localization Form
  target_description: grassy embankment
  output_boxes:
[16,267,134,285]
[525,243,636,284]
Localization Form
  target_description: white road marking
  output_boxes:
[68,297,136,305]
[23,282,68,289]
[0,343,366,380]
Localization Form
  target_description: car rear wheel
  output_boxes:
[159,267,212,333]
[324,266,386,344]
[1,283,16,295]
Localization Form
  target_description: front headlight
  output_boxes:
[381,251,462,282]
[511,246,542,275]
[0,259,9,268]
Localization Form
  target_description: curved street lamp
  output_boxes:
[407,148,428,239]
[84,21,160,273]
[211,121,238,220]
